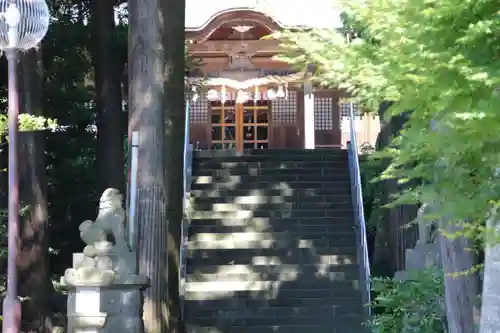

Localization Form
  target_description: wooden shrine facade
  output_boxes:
[186,8,380,151]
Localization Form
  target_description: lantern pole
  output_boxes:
[3,48,20,333]
[0,2,50,333]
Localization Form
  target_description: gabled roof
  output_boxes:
[186,0,344,31]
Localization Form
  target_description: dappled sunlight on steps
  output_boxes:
[183,149,367,333]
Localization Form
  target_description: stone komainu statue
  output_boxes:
[79,188,128,251]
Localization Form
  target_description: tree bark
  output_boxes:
[17,49,53,333]
[128,0,168,332]
[91,0,125,194]
[160,0,186,332]
[479,209,500,333]
[439,220,481,333]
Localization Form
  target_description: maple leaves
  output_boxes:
[277,0,500,226]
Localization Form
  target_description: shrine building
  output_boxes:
[185,1,380,152]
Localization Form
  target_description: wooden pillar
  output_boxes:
[303,81,315,149]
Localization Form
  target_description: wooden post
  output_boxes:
[303,81,315,149]
[128,0,168,331]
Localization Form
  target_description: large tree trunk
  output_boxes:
[478,209,500,333]
[160,0,186,332]
[17,49,53,333]
[91,0,125,194]
[128,0,168,332]
[439,220,481,333]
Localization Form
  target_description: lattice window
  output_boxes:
[188,96,208,123]
[339,100,361,118]
[314,97,333,130]
[271,91,297,124]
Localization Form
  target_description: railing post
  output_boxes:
[180,100,193,319]
[128,131,140,253]
[346,101,371,318]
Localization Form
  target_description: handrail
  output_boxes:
[346,101,371,317]
[180,101,193,318]
[183,101,193,198]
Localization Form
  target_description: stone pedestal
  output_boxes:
[394,242,442,281]
[64,252,149,333]
[67,286,106,333]
[61,189,149,333]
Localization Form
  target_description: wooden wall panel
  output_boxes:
[270,126,285,148]
[189,124,210,149]
[188,96,210,149]
[295,90,305,148]
[270,90,302,149]
[313,90,341,148]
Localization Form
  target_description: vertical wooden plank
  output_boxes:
[189,124,209,149]
[268,99,280,148]
[330,89,342,148]
[296,89,305,148]
[269,90,301,149]
[270,127,283,149]
[236,103,244,152]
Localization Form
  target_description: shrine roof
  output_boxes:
[186,0,344,30]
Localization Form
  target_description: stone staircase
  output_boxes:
[184,149,366,333]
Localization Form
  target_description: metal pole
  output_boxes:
[128,131,139,252]
[2,50,21,333]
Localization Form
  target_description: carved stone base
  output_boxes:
[101,289,144,333]
[405,243,441,271]
[64,251,148,333]
[66,283,148,333]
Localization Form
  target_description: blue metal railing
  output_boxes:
[183,103,193,198]
[346,101,371,317]
[180,101,193,318]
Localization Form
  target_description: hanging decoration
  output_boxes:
[220,85,227,104]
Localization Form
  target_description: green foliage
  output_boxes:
[368,269,446,333]
[360,152,385,231]
[0,114,57,138]
[276,0,500,242]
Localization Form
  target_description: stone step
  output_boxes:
[189,209,353,220]
[194,148,347,158]
[185,321,364,333]
[189,216,355,226]
[191,181,351,191]
[194,152,347,162]
[191,194,352,205]
[194,167,350,177]
[184,295,361,309]
[192,173,350,184]
[186,305,361,323]
[187,262,359,275]
[188,232,356,250]
[186,309,362,324]
[190,188,352,198]
[186,248,358,266]
[190,201,353,213]
[188,218,356,234]
[185,280,361,301]
[186,263,360,282]
[193,161,348,170]
[185,278,360,293]
[186,305,363,322]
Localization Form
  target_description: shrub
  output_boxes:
[367,268,446,333]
